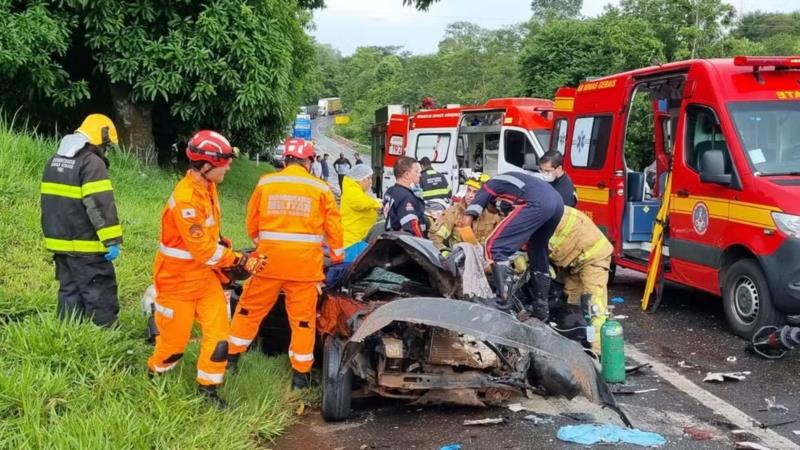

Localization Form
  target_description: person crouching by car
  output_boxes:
[430,173,500,257]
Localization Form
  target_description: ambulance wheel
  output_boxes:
[321,335,352,422]
[722,259,785,339]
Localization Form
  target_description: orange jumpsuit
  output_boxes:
[147,171,237,386]
[228,164,343,373]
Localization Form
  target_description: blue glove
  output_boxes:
[104,244,120,262]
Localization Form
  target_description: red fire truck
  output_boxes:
[551,56,800,338]
[372,98,554,196]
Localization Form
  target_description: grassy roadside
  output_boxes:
[0,121,299,448]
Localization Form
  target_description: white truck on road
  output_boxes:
[318,97,343,116]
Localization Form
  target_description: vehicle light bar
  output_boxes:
[734,56,800,69]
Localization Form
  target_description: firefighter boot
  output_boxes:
[198,384,228,409]
[528,271,551,321]
[226,353,240,373]
[292,370,311,390]
[487,262,514,310]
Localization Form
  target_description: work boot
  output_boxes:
[528,271,551,321]
[226,353,240,373]
[491,262,514,302]
[198,384,228,410]
[291,370,311,390]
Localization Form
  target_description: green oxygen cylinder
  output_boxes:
[601,308,625,383]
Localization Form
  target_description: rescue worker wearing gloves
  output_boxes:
[341,164,382,256]
[539,150,577,207]
[40,114,123,327]
[419,157,452,201]
[227,138,344,390]
[430,173,501,255]
[460,172,564,320]
[548,206,613,354]
[147,130,267,408]
[383,156,427,238]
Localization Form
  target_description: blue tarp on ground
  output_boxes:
[557,424,666,447]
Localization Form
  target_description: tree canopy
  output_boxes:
[1,0,317,163]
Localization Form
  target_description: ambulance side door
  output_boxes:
[563,114,616,238]
[499,126,540,173]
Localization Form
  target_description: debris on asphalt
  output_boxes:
[613,315,628,320]
[507,403,527,413]
[611,297,624,304]
[464,417,504,426]
[793,430,800,436]
[758,417,798,429]
[678,361,697,369]
[359,445,368,450]
[625,363,651,374]
[733,442,771,450]
[524,414,554,425]
[763,396,789,413]
[557,424,666,447]
[440,444,461,450]
[727,356,738,363]
[612,388,659,395]
[703,371,751,382]
[683,426,714,440]
[561,412,595,422]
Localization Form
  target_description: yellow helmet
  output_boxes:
[76,114,118,146]
[465,173,490,190]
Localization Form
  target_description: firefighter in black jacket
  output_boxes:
[383,156,427,238]
[40,114,123,327]
[419,157,452,201]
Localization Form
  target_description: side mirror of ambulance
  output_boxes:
[699,149,732,186]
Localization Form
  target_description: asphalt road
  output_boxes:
[313,116,370,197]
[272,122,800,450]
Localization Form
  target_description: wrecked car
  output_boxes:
[315,233,624,423]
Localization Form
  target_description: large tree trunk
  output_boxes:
[109,83,156,165]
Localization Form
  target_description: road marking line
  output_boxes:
[626,345,798,449]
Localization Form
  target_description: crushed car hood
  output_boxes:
[343,234,458,297]
[344,297,626,422]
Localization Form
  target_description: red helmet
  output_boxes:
[186,130,234,167]
[283,138,314,160]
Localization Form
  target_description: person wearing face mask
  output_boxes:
[382,156,427,238]
[430,173,500,257]
[538,150,577,207]
[40,114,124,327]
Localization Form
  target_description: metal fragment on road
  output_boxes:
[524,414,554,425]
[733,442,771,450]
[727,356,738,363]
[678,360,697,369]
[463,417,504,426]
[703,371,751,382]
[764,396,789,413]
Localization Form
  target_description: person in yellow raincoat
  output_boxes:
[341,163,382,249]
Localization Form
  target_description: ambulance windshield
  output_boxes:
[729,101,800,175]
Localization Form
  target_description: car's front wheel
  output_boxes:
[321,335,353,422]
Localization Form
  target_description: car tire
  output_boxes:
[321,335,352,422]
[722,259,785,339]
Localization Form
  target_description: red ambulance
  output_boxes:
[552,56,800,338]
[372,98,554,196]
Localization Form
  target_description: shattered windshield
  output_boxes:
[729,101,800,176]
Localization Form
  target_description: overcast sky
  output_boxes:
[311,0,798,55]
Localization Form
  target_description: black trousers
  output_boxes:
[54,254,119,327]
[338,174,345,189]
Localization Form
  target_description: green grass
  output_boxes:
[0,119,304,449]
